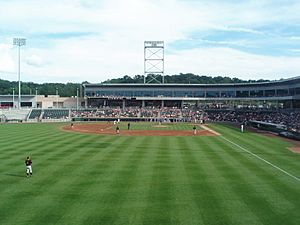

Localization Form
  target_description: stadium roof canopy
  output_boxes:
[84,76,300,88]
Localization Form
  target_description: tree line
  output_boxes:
[0,73,270,96]
[0,79,85,97]
[102,73,270,84]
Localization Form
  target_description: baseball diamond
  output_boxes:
[0,122,300,225]
[2,2,300,224]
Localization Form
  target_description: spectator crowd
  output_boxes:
[70,107,300,132]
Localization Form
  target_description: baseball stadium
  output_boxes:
[1,73,300,225]
[1,1,300,223]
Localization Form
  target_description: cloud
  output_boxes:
[0,43,15,75]
[26,55,43,67]
[289,36,300,40]
[0,0,300,83]
[289,49,300,53]
[167,47,300,80]
[215,26,264,35]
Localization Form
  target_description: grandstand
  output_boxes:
[0,109,31,122]
[84,76,300,109]
[42,109,69,119]
[28,109,42,120]
[1,76,300,136]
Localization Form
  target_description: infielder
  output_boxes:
[193,125,197,135]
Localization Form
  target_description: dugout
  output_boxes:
[248,120,287,133]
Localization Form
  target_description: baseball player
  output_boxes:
[116,126,120,134]
[193,125,197,135]
[25,156,33,177]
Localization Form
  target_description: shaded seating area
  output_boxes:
[42,109,70,119]
[28,109,42,119]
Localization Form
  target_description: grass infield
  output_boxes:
[0,122,300,225]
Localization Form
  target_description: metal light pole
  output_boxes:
[13,38,26,109]
[12,88,15,108]
[35,88,38,108]
[56,88,58,108]
[76,88,79,110]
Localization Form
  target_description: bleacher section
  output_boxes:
[28,109,42,119]
[1,107,299,135]
[0,109,31,121]
[43,109,70,119]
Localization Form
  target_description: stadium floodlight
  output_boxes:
[35,88,38,108]
[76,88,79,110]
[13,38,26,109]
[144,41,164,84]
[56,88,58,108]
[12,88,15,108]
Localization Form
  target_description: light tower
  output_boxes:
[12,88,15,108]
[76,87,79,110]
[13,38,26,109]
[144,41,164,83]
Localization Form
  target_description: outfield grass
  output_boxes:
[0,122,300,225]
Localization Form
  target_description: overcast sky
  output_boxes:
[1,0,300,83]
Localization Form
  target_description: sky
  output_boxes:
[0,0,300,83]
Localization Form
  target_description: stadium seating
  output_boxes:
[0,109,31,121]
[70,107,300,133]
[28,109,42,119]
[42,109,70,119]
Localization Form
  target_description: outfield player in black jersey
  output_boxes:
[25,156,33,177]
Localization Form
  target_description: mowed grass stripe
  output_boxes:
[52,137,145,224]
[213,136,300,208]
[0,131,78,171]
[0,123,62,145]
[0,125,80,195]
[24,135,136,225]
[111,136,159,225]
[221,135,300,184]
[84,136,148,224]
[0,132,85,196]
[230,131,300,172]
[177,136,232,225]
[169,137,205,225]
[208,125,300,223]
[195,137,265,225]
[189,136,264,225]
[0,134,132,225]
[210,124,300,189]
[0,133,102,222]
[78,137,146,224]
[213,124,300,172]
[141,137,173,225]
[203,137,296,225]
[211,124,300,174]
[1,122,300,225]
[0,124,71,161]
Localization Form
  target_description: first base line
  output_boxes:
[220,136,300,183]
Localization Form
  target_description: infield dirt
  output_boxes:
[62,123,218,136]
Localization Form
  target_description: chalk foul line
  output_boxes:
[220,136,300,183]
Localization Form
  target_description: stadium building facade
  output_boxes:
[84,76,300,109]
